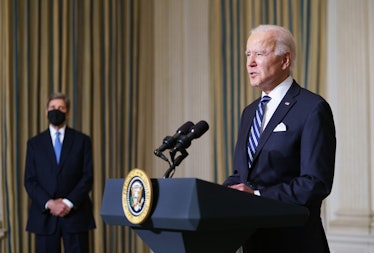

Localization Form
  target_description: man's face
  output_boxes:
[245,31,290,93]
[46,98,69,117]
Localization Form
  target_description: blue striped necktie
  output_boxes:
[54,131,62,164]
[247,95,271,168]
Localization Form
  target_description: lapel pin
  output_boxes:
[285,102,290,106]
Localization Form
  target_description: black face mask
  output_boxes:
[48,109,66,126]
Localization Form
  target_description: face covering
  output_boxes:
[48,109,66,126]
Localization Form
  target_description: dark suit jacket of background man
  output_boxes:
[24,126,96,235]
[224,81,336,252]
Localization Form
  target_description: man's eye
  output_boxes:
[48,106,65,111]
[246,51,266,57]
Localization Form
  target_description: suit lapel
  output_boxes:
[39,129,58,166]
[254,82,301,159]
[59,127,74,168]
[246,97,261,135]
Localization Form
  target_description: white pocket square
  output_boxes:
[273,122,287,132]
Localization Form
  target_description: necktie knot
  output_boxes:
[261,95,271,105]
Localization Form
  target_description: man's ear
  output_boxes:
[281,52,291,70]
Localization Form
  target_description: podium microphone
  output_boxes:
[154,121,194,157]
[172,120,209,152]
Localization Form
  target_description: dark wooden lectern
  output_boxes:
[101,178,309,253]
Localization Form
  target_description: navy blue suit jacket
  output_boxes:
[224,81,336,252]
[24,126,96,235]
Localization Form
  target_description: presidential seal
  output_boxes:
[122,168,153,224]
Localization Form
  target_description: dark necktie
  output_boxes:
[247,95,271,168]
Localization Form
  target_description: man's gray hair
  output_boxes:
[47,92,71,111]
[251,24,296,70]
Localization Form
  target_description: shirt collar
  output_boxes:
[261,75,293,102]
[49,125,66,137]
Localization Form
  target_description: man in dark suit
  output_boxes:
[223,25,336,252]
[24,92,96,253]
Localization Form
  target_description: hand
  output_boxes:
[47,198,71,217]
[228,183,255,194]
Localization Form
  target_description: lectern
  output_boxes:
[101,178,309,253]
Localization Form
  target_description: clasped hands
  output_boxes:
[228,183,254,194]
[47,198,71,217]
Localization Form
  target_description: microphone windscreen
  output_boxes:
[190,120,209,138]
[177,121,194,134]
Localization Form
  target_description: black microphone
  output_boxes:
[172,120,209,152]
[154,121,194,156]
